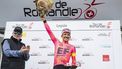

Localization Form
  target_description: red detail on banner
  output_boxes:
[29,22,33,29]
[107,22,112,28]
[103,55,110,62]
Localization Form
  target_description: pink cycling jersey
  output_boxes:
[44,21,76,66]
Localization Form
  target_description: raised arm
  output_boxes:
[41,17,57,45]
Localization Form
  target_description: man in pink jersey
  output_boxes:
[41,17,77,69]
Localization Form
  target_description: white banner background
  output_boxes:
[0,0,122,27]
[3,20,122,69]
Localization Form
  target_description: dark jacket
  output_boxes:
[1,36,28,69]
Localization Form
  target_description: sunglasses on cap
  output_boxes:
[14,32,22,35]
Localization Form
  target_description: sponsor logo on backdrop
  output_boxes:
[38,60,50,64]
[75,44,84,48]
[89,22,112,29]
[12,24,28,29]
[12,22,34,29]
[89,23,106,28]
[82,37,94,41]
[39,45,50,49]
[30,52,42,56]
[56,24,67,28]
[98,32,111,37]
[82,52,94,56]
[47,52,54,56]
[23,0,104,20]
[32,38,43,41]
[101,45,112,48]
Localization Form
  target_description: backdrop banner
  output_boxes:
[0,0,122,27]
[3,20,122,69]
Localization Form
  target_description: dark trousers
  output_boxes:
[53,65,66,69]
[1,62,25,69]
[53,65,76,69]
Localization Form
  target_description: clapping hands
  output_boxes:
[20,45,30,54]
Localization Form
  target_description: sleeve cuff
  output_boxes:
[18,50,23,56]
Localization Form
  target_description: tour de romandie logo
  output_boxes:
[24,0,104,20]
